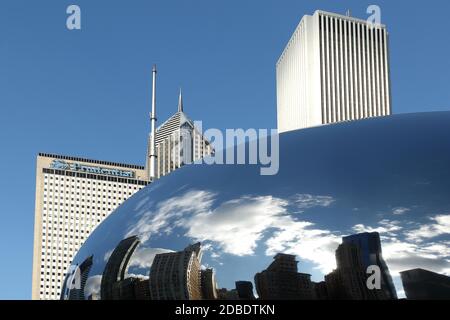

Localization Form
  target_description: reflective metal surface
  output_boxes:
[62,112,450,300]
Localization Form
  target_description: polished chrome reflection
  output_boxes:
[62,113,450,300]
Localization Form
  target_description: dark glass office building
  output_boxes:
[401,269,450,300]
[342,232,397,299]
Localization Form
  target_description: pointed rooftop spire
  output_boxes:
[178,88,183,112]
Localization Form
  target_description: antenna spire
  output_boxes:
[149,64,157,181]
[178,88,183,112]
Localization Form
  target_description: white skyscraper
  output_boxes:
[32,154,149,300]
[276,10,391,133]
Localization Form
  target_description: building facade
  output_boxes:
[326,242,383,300]
[400,268,450,300]
[235,281,256,300]
[201,268,219,300]
[149,243,203,300]
[254,253,314,300]
[99,236,141,300]
[276,10,391,133]
[146,90,214,179]
[342,232,397,299]
[32,154,149,300]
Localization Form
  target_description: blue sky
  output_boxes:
[0,0,449,299]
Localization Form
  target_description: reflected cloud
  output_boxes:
[392,207,410,215]
[293,194,335,211]
[128,247,174,269]
[353,219,402,235]
[84,275,102,299]
[406,214,450,242]
[265,220,341,274]
[350,219,450,278]
[125,190,216,243]
[127,189,341,273]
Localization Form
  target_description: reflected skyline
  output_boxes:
[62,113,450,300]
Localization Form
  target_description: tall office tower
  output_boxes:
[100,236,140,300]
[146,90,214,179]
[201,268,219,300]
[235,281,256,300]
[32,154,149,300]
[276,10,391,133]
[254,253,314,300]
[325,241,387,300]
[149,243,203,300]
[342,232,397,299]
[400,269,450,300]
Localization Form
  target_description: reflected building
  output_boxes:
[326,242,381,300]
[201,268,219,300]
[32,70,213,300]
[254,253,314,300]
[235,281,256,300]
[106,277,150,300]
[61,255,93,300]
[134,278,151,300]
[112,278,139,300]
[149,243,203,300]
[324,233,394,300]
[400,268,450,300]
[342,232,397,299]
[100,236,140,300]
[59,112,450,301]
[217,288,239,300]
[313,281,328,300]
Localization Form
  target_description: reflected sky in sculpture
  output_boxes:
[64,112,450,299]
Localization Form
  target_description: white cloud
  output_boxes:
[392,207,410,215]
[405,214,450,242]
[126,190,340,274]
[84,275,102,298]
[184,196,289,256]
[265,220,341,274]
[383,237,450,275]
[352,219,402,235]
[125,190,216,243]
[293,194,335,211]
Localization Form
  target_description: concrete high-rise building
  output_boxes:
[400,268,450,300]
[235,281,256,300]
[32,68,213,300]
[32,154,149,300]
[146,89,214,179]
[201,268,219,300]
[149,243,203,300]
[254,253,314,300]
[276,10,391,133]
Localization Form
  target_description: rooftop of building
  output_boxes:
[276,9,387,66]
[38,152,145,170]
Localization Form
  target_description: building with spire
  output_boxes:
[146,88,214,179]
[33,66,213,299]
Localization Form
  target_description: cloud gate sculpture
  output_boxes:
[61,112,450,300]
